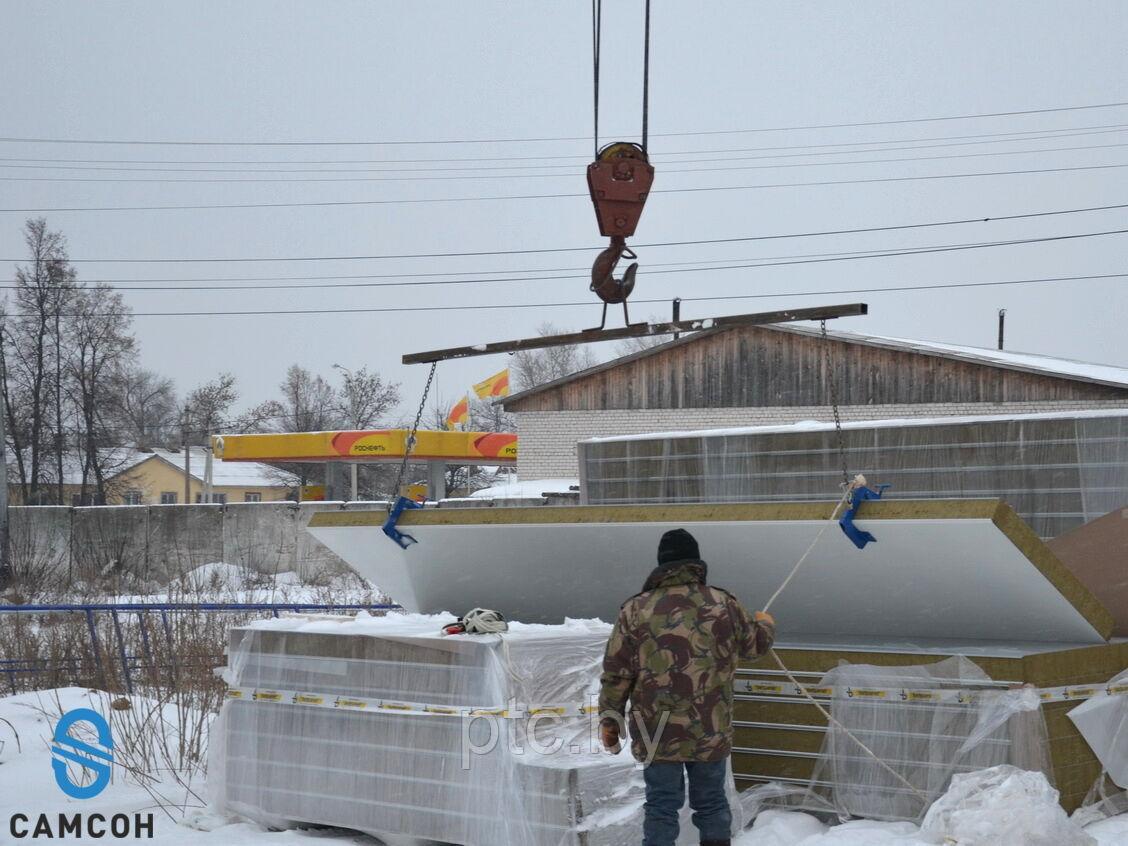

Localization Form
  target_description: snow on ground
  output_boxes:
[0,688,382,844]
[4,687,1127,845]
[104,561,386,607]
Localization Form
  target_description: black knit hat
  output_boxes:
[657,528,700,568]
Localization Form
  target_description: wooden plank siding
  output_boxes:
[505,326,1128,412]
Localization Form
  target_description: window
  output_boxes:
[244,492,262,503]
[123,489,143,506]
[160,491,178,505]
[196,492,227,504]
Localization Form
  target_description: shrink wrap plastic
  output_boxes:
[208,612,742,845]
[803,657,1052,822]
[580,412,1128,538]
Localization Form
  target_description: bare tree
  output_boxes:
[65,285,136,504]
[2,219,78,503]
[274,365,339,432]
[470,396,514,433]
[614,317,670,357]
[111,367,177,448]
[334,365,400,429]
[511,323,598,391]
[181,373,238,445]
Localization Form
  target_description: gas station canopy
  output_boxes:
[212,430,517,464]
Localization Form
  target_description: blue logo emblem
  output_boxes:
[52,708,113,799]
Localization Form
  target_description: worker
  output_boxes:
[598,528,775,846]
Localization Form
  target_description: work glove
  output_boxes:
[753,610,776,653]
[600,718,622,752]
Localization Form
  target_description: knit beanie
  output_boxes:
[657,528,700,568]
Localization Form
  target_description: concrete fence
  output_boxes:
[7,501,390,586]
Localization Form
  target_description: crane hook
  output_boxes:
[588,236,639,330]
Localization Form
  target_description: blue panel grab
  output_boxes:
[838,483,891,549]
[383,496,424,549]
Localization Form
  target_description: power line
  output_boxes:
[4,139,1127,183]
[4,161,1124,214]
[57,271,1128,317]
[2,100,1126,146]
[4,228,1125,293]
[3,122,1126,167]
[6,201,1124,264]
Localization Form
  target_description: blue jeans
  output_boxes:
[642,759,732,845]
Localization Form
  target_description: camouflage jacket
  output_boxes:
[598,561,775,763]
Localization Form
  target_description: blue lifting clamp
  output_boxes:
[838,482,891,549]
[383,496,424,549]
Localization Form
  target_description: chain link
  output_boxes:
[388,361,438,511]
[821,319,850,487]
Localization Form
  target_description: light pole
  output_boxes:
[332,364,360,501]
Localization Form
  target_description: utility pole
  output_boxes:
[0,351,10,590]
[203,430,214,504]
[672,298,681,340]
[997,309,1007,351]
[182,409,191,505]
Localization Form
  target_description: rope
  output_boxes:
[761,486,851,614]
[758,483,929,804]
[641,0,650,150]
[767,649,929,803]
[387,361,437,511]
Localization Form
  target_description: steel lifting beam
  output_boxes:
[402,302,868,365]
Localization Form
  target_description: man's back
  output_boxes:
[599,560,774,762]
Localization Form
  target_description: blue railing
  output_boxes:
[0,602,400,696]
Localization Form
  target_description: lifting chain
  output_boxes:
[821,319,850,488]
[388,361,437,512]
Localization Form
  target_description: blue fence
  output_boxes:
[0,602,400,696]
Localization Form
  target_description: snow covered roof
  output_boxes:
[502,322,1128,405]
[11,447,297,488]
[783,324,1128,391]
[152,448,298,488]
[583,407,1128,444]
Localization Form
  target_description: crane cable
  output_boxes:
[592,0,652,153]
[387,362,437,511]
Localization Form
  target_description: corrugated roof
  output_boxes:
[501,322,1128,406]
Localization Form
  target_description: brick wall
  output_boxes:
[515,400,1128,480]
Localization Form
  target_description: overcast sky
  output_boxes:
[1,1,1126,423]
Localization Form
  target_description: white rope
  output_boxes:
[762,483,854,614]
[766,649,929,802]
[758,476,930,803]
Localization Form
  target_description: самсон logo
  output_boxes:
[52,708,113,799]
[8,707,153,839]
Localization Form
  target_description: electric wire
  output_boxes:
[3,121,1127,167]
[4,227,1124,293]
[4,161,1124,213]
[34,272,1128,318]
[6,200,1124,264]
[1,100,1126,146]
[5,139,1128,183]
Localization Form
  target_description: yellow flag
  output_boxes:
[472,367,510,399]
[445,394,470,430]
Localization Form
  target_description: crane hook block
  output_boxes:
[587,142,654,239]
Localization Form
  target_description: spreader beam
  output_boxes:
[402,302,868,364]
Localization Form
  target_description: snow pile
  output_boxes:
[467,477,579,499]
[920,765,1095,845]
